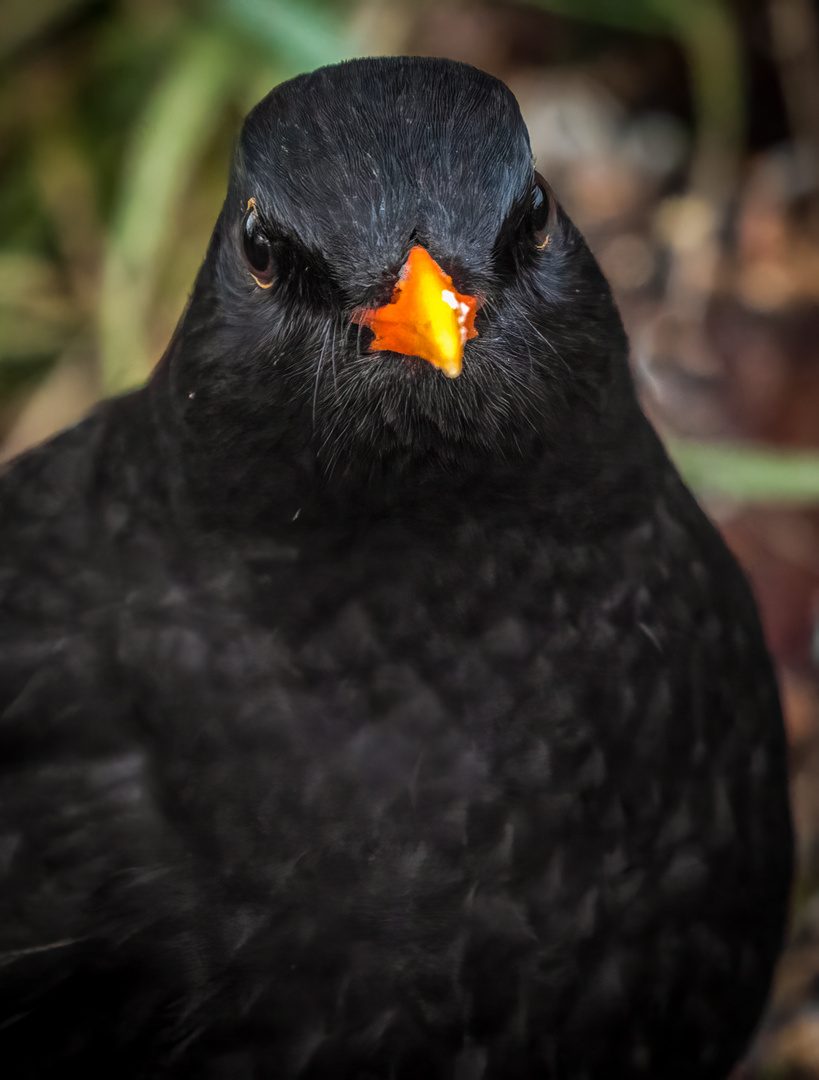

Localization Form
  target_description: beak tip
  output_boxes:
[352,247,477,378]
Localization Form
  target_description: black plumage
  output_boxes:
[0,57,793,1079]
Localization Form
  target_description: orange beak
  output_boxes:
[351,246,478,379]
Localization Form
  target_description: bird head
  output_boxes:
[159,58,634,508]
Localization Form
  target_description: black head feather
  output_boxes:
[154,57,634,513]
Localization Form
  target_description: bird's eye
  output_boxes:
[532,171,555,249]
[243,198,275,288]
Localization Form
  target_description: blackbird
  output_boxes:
[0,57,793,1079]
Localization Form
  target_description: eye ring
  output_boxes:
[243,198,275,288]
[532,171,555,249]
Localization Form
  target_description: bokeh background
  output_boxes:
[3,0,819,1073]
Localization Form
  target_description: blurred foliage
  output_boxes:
[2,0,819,501]
[1,0,360,404]
[670,439,819,502]
[531,0,745,168]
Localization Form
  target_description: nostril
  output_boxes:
[351,321,375,356]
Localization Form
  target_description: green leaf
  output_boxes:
[216,0,355,70]
[668,439,819,503]
[98,30,240,394]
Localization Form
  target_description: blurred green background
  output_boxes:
[4,0,819,1072]
[4,0,819,487]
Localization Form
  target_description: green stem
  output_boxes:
[98,30,239,394]
[668,438,819,503]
